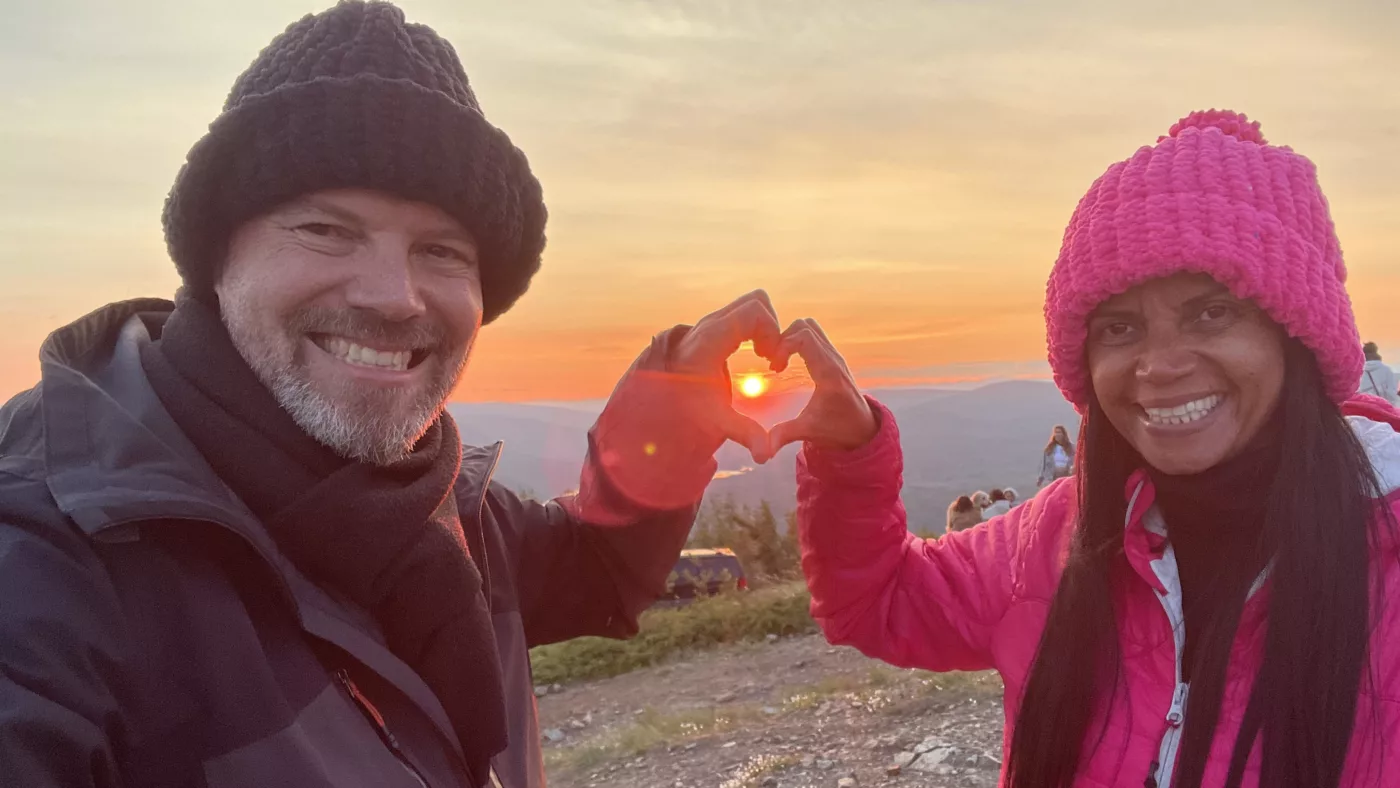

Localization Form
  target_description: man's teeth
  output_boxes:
[1143,395,1222,426]
[317,337,412,371]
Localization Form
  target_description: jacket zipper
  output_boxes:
[1143,592,1188,788]
[1130,481,1279,788]
[100,486,508,787]
[1145,681,1189,787]
[477,447,507,788]
[334,669,432,788]
[1131,485,1190,788]
[473,442,504,600]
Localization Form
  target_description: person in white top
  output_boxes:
[1358,342,1400,405]
[1037,425,1076,488]
[1003,487,1020,508]
[983,489,1013,518]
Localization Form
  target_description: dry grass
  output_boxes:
[529,581,815,685]
[544,705,767,776]
[719,753,802,788]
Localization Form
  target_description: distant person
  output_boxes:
[946,495,982,532]
[983,489,1013,518]
[783,110,1400,786]
[1358,341,1400,404]
[1003,487,1020,508]
[1037,424,1076,488]
[0,4,780,787]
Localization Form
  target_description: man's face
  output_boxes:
[216,189,483,466]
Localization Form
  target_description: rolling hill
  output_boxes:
[448,380,1079,534]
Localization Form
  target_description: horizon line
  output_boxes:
[448,372,1060,407]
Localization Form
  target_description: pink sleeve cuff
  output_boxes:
[799,397,901,482]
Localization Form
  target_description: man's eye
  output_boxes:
[426,244,461,259]
[297,223,345,238]
[423,243,476,265]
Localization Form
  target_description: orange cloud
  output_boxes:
[2,0,1399,404]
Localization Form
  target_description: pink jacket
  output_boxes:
[797,397,1400,787]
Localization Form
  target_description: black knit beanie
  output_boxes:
[162,0,546,324]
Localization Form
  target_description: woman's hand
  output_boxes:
[768,318,878,454]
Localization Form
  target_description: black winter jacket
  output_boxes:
[0,300,697,788]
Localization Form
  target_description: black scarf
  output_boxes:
[140,297,506,785]
[1148,409,1283,679]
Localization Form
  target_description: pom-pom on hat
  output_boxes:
[1044,109,1361,410]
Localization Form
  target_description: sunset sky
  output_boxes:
[3,0,1398,403]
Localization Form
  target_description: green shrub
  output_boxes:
[529,581,815,685]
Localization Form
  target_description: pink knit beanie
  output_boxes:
[1045,109,1362,410]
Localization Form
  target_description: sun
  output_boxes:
[738,374,768,398]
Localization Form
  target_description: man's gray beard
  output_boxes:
[221,300,467,467]
[260,363,457,466]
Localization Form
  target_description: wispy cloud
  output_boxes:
[2,0,1398,401]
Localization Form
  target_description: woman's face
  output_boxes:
[1054,427,1067,442]
[1087,273,1286,476]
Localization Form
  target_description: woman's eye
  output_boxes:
[1095,322,1136,345]
[1198,303,1238,324]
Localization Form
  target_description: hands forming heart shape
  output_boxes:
[670,290,879,465]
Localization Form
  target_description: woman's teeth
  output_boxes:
[1143,395,1222,426]
[314,336,412,372]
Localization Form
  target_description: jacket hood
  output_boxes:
[4,298,251,536]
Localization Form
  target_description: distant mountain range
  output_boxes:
[447,380,1080,534]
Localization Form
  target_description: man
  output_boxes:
[1359,341,1400,405]
[0,3,783,786]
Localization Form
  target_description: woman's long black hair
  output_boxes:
[1006,340,1391,788]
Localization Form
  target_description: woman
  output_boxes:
[1038,424,1076,487]
[946,495,982,532]
[774,111,1400,788]
[1002,487,1019,508]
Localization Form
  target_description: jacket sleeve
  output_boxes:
[491,487,695,648]
[0,487,129,787]
[505,326,722,648]
[797,399,1036,673]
